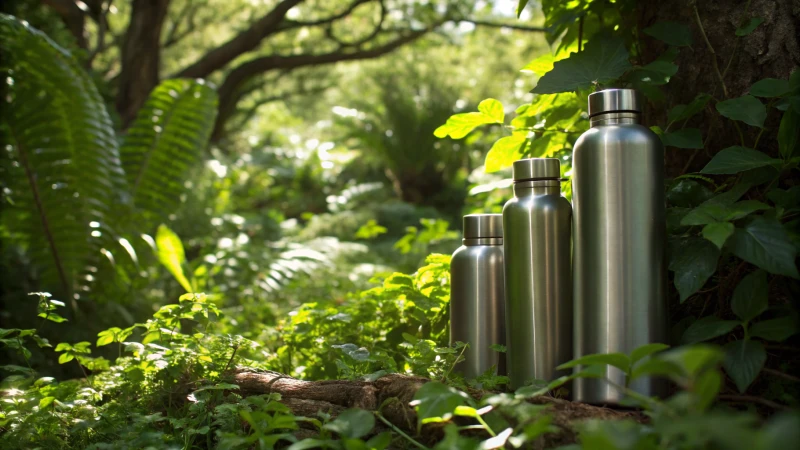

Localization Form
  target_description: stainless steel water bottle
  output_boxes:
[450,214,505,379]
[572,89,667,403]
[503,159,572,390]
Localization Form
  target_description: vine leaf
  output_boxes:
[731,270,768,323]
[724,340,766,393]
[434,99,504,139]
[643,21,693,47]
[702,222,734,249]
[750,317,800,342]
[485,133,529,173]
[715,95,766,128]
[662,128,703,149]
[669,237,720,302]
[735,17,764,36]
[728,217,800,279]
[682,316,740,344]
[778,108,799,159]
[700,146,781,174]
[750,78,790,98]
[531,35,631,94]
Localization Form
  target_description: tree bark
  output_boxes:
[637,0,800,177]
[230,368,642,448]
[115,0,171,128]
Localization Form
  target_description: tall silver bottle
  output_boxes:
[503,159,572,390]
[572,89,667,403]
[450,214,505,379]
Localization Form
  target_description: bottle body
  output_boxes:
[572,113,667,403]
[450,241,505,378]
[503,180,573,390]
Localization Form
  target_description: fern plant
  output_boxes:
[0,14,218,300]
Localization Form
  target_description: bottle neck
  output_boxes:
[590,111,640,127]
[513,179,560,197]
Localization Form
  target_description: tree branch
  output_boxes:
[176,0,305,79]
[458,19,547,32]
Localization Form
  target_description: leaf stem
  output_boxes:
[692,2,728,98]
[375,412,430,450]
[442,343,468,382]
[476,415,497,437]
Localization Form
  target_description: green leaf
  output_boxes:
[323,409,375,439]
[693,369,722,411]
[669,237,719,302]
[531,35,631,94]
[736,17,764,36]
[778,107,799,159]
[731,270,768,323]
[715,95,767,128]
[521,54,560,76]
[682,316,740,344]
[750,317,800,342]
[630,358,684,381]
[434,113,499,139]
[557,353,630,373]
[758,413,800,450]
[668,93,712,123]
[156,224,192,292]
[662,128,703,149]
[37,312,68,323]
[659,344,725,377]
[411,382,467,425]
[643,21,693,46]
[750,78,791,98]
[630,343,669,365]
[701,146,781,174]
[629,60,678,86]
[478,99,504,123]
[484,134,528,173]
[366,432,392,450]
[728,217,800,278]
[58,353,74,364]
[39,396,55,409]
[724,339,766,393]
[703,222,735,249]
[516,0,529,18]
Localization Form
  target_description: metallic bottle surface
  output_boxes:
[503,159,572,390]
[572,89,667,403]
[450,214,505,379]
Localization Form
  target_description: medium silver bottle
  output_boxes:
[572,89,667,403]
[450,214,505,379]
[503,159,572,390]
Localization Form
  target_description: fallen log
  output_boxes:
[231,368,643,448]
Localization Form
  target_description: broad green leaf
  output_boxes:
[778,107,799,159]
[630,358,683,381]
[323,408,374,439]
[485,134,528,173]
[735,17,764,36]
[728,217,800,278]
[659,344,725,377]
[750,78,791,98]
[521,54,559,76]
[724,339,766,393]
[58,353,74,364]
[682,316,740,344]
[411,382,467,425]
[750,317,800,342]
[693,369,722,411]
[39,396,55,409]
[156,224,192,293]
[701,146,781,174]
[37,312,67,323]
[668,93,712,123]
[662,128,703,149]
[715,95,766,128]
[516,0,529,18]
[643,21,693,46]
[703,222,735,249]
[629,60,678,86]
[366,432,392,450]
[630,343,669,365]
[532,35,631,94]
[557,352,630,373]
[477,99,505,123]
[731,270,768,323]
[669,237,719,302]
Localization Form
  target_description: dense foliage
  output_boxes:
[1,0,799,448]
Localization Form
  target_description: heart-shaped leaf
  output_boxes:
[532,35,631,94]
[724,340,766,393]
[728,217,799,278]
[701,146,781,174]
[716,95,767,128]
[682,316,740,344]
[731,270,768,323]
[750,317,800,342]
[702,222,734,249]
[662,128,703,149]
[750,78,791,98]
[485,133,528,173]
[669,237,720,302]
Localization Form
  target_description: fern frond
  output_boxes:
[0,14,124,298]
[121,79,218,229]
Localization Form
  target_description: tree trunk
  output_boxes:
[230,368,642,448]
[637,0,800,177]
[115,0,170,128]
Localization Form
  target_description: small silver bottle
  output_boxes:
[450,214,505,379]
[572,89,667,403]
[503,159,572,390]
